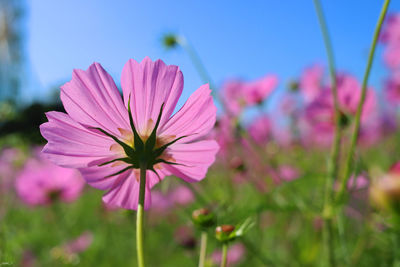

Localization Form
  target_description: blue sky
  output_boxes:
[24,1,400,110]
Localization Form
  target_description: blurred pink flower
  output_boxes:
[40,58,218,210]
[151,191,172,213]
[304,73,377,145]
[336,74,376,119]
[359,111,397,146]
[51,231,93,265]
[174,225,196,249]
[221,80,246,116]
[279,93,298,115]
[380,13,400,45]
[151,185,194,212]
[212,243,246,266]
[347,175,369,191]
[221,75,278,115]
[243,75,278,106]
[211,115,236,159]
[0,147,24,190]
[20,250,37,267]
[64,231,93,254]
[248,115,272,145]
[169,185,194,206]
[269,165,300,185]
[15,156,84,206]
[381,14,400,69]
[385,71,400,104]
[278,165,300,182]
[383,44,400,69]
[300,64,324,102]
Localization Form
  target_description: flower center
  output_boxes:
[92,100,187,179]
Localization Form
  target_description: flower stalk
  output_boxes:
[336,0,391,203]
[198,231,208,267]
[136,160,147,267]
[220,243,228,267]
[312,0,341,265]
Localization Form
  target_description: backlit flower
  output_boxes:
[40,58,218,210]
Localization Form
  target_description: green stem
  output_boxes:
[220,243,228,267]
[178,36,217,92]
[136,161,147,267]
[336,0,391,203]
[198,231,208,267]
[313,0,342,265]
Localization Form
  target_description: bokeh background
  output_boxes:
[2,0,400,266]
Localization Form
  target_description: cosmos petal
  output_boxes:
[60,62,129,136]
[40,111,114,168]
[121,57,183,134]
[164,140,219,182]
[102,172,152,210]
[160,84,216,143]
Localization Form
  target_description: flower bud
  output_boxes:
[215,225,235,242]
[339,110,351,129]
[288,80,299,92]
[229,157,246,173]
[162,34,179,49]
[192,208,215,229]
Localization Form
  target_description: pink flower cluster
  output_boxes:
[15,148,84,206]
[381,13,400,105]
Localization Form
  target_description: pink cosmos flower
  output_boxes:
[151,185,194,213]
[358,111,397,146]
[174,225,196,249]
[169,185,195,205]
[385,71,400,104]
[299,64,324,102]
[15,155,84,206]
[211,115,236,159]
[0,147,23,191]
[243,75,278,106]
[380,13,400,45]
[221,75,278,115]
[278,165,300,182]
[63,231,94,254]
[51,231,93,265]
[212,243,246,266]
[248,115,272,145]
[304,73,376,145]
[347,175,369,191]
[381,14,400,69]
[221,80,246,116]
[40,58,218,210]
[383,44,400,69]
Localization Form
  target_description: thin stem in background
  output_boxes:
[336,0,391,203]
[136,161,147,267]
[198,231,208,267]
[178,36,217,93]
[220,243,228,267]
[312,0,342,266]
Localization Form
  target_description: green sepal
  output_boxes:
[128,95,144,153]
[99,157,131,167]
[104,165,134,178]
[90,127,135,158]
[153,135,189,159]
[145,103,165,152]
